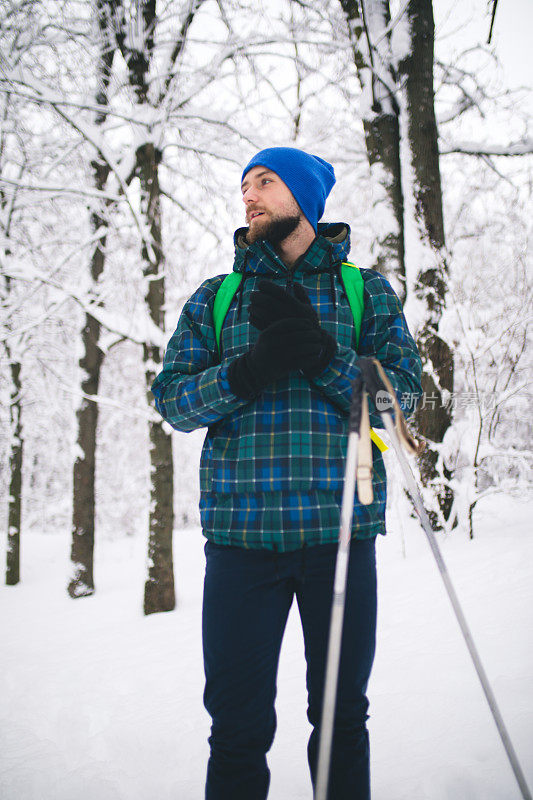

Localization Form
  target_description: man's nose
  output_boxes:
[243,186,259,204]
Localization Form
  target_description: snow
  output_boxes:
[1,495,532,800]
[439,138,533,156]
[389,5,412,66]
[4,260,165,349]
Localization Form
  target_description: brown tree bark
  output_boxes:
[339,0,406,300]
[112,0,205,614]
[398,0,454,523]
[67,0,116,597]
[5,346,22,585]
[115,0,177,614]
[338,0,454,523]
[137,140,175,615]
[1,116,23,584]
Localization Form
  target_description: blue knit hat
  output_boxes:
[241,147,336,232]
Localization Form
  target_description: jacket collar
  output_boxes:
[232,222,352,276]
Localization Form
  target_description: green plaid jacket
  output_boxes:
[152,222,422,551]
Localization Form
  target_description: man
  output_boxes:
[152,147,422,799]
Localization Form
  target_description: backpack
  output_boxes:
[213,261,387,452]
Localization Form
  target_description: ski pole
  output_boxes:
[381,411,531,800]
[315,378,367,800]
[357,357,531,800]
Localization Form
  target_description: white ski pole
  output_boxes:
[381,410,531,800]
[356,356,531,800]
[315,379,368,800]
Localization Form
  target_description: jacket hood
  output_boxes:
[232,221,352,276]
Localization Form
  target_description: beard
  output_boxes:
[246,211,301,245]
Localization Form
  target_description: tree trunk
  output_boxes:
[116,0,176,614]
[137,142,175,615]
[5,347,22,585]
[398,0,454,524]
[340,0,406,300]
[1,141,23,585]
[67,0,115,597]
[67,214,106,597]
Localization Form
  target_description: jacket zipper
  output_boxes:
[286,270,294,294]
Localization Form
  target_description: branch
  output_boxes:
[161,142,241,166]
[168,111,261,149]
[440,138,533,157]
[0,175,121,202]
[0,81,152,127]
[159,188,222,245]
[487,0,499,44]
[38,358,157,422]
[1,65,159,263]
[2,261,165,349]
[2,226,113,328]
[339,0,399,116]
[158,0,207,105]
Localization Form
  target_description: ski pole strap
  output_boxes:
[348,376,374,506]
[358,358,424,456]
[357,390,374,505]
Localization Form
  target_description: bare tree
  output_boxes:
[1,206,24,586]
[1,161,26,588]
[334,0,454,524]
[394,0,454,524]
[0,1,36,585]
[1,0,529,596]
[0,0,257,608]
[339,0,405,299]
[67,0,119,598]
[112,0,209,614]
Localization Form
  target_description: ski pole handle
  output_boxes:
[349,375,364,433]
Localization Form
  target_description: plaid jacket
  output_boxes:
[152,222,422,551]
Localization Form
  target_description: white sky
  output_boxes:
[435,0,533,93]
[491,0,533,88]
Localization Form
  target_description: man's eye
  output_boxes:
[262,178,272,186]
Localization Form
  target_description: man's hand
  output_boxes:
[248,280,337,381]
[227,317,331,399]
[249,280,318,330]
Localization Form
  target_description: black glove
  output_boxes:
[248,280,337,379]
[249,279,319,329]
[227,318,332,399]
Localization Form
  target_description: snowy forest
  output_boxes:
[1,1,532,798]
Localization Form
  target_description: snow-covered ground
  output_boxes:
[1,495,532,800]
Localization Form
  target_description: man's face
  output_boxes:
[241,166,302,245]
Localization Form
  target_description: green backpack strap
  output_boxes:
[340,261,364,350]
[214,265,363,353]
[212,264,387,452]
[213,272,242,353]
[341,262,388,453]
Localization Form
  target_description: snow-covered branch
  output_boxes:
[1,65,159,263]
[0,175,121,202]
[0,81,152,127]
[440,138,533,157]
[38,358,157,422]
[2,261,165,349]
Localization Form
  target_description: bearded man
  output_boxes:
[152,147,422,800]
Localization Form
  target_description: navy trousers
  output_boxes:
[202,537,377,800]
